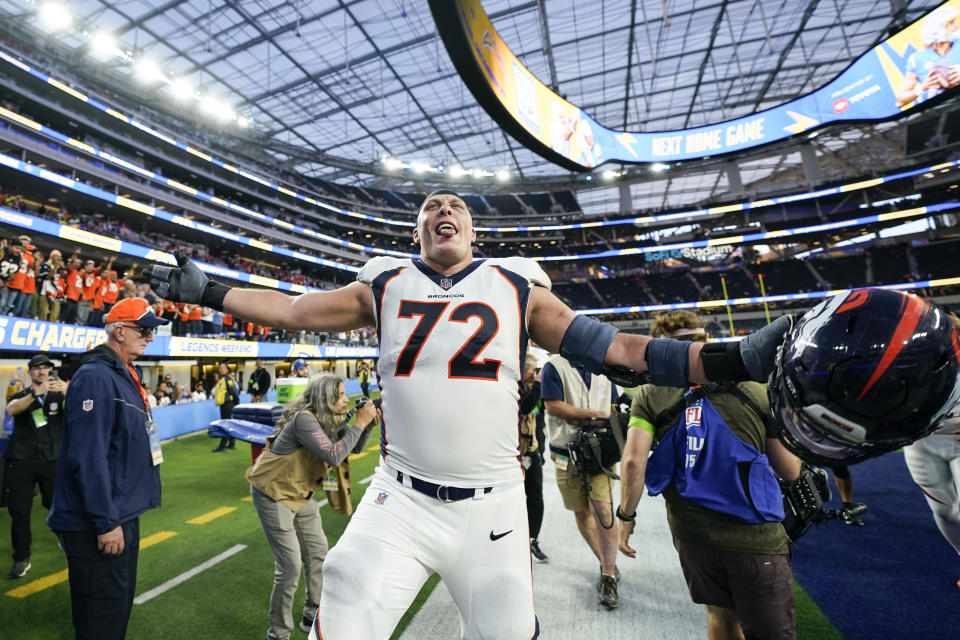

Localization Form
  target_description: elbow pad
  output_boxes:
[644,339,692,387]
[559,314,618,374]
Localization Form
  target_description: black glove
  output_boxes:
[739,314,794,382]
[142,251,230,310]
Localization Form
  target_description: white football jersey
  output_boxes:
[358,256,550,487]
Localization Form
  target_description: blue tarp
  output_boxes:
[208,419,275,445]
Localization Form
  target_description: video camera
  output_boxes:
[567,414,626,479]
[779,464,868,541]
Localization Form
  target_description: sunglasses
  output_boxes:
[120,324,155,338]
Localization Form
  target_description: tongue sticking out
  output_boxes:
[437,226,457,238]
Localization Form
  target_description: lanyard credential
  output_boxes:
[124,363,163,466]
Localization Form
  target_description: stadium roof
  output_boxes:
[0,0,952,213]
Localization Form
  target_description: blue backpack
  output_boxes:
[645,384,784,524]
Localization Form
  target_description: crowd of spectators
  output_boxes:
[0,229,376,347]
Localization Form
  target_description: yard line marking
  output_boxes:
[141,531,178,549]
[241,495,253,502]
[349,451,370,460]
[133,544,247,605]
[360,474,374,484]
[318,498,329,508]
[6,530,179,599]
[5,569,68,599]
[186,506,237,525]
[365,444,379,452]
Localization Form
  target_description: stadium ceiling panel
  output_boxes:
[0,0,950,210]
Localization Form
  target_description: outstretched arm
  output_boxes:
[527,286,707,383]
[528,286,790,386]
[143,251,375,331]
[221,283,374,332]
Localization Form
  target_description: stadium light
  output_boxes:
[88,31,119,60]
[385,157,402,170]
[602,170,617,181]
[410,162,426,174]
[652,163,670,172]
[449,165,466,178]
[496,169,510,182]
[199,94,224,116]
[169,77,195,102]
[37,2,72,32]
[134,58,164,85]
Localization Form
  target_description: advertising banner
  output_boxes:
[0,314,378,359]
[435,0,960,169]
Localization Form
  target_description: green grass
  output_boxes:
[795,581,845,640]
[0,393,439,640]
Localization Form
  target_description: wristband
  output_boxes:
[200,280,231,311]
[616,505,636,522]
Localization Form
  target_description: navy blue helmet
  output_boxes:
[770,288,960,467]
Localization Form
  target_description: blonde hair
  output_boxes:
[524,353,539,373]
[278,374,344,436]
[650,311,707,342]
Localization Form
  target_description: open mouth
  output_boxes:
[435,222,457,238]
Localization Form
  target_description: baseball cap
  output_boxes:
[28,354,55,369]
[292,358,308,371]
[104,297,170,327]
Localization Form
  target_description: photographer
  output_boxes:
[542,354,622,609]
[246,374,379,640]
[4,354,67,579]
[618,311,801,640]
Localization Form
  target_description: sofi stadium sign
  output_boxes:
[431,0,960,170]
[645,245,736,263]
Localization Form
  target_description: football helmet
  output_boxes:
[770,288,960,467]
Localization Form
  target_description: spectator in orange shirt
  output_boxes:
[0,240,23,315]
[80,255,115,325]
[22,249,42,319]
[102,271,120,311]
[61,256,84,325]
[89,271,121,327]
[178,303,190,336]
[3,236,31,316]
[188,304,203,335]
[75,260,98,326]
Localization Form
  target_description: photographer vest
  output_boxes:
[645,385,784,524]
[245,412,352,515]
[544,355,613,451]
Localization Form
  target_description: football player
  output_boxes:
[144,190,795,640]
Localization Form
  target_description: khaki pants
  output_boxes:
[251,487,328,640]
[36,297,60,322]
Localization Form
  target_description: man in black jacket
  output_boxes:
[248,358,271,403]
[4,354,67,579]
